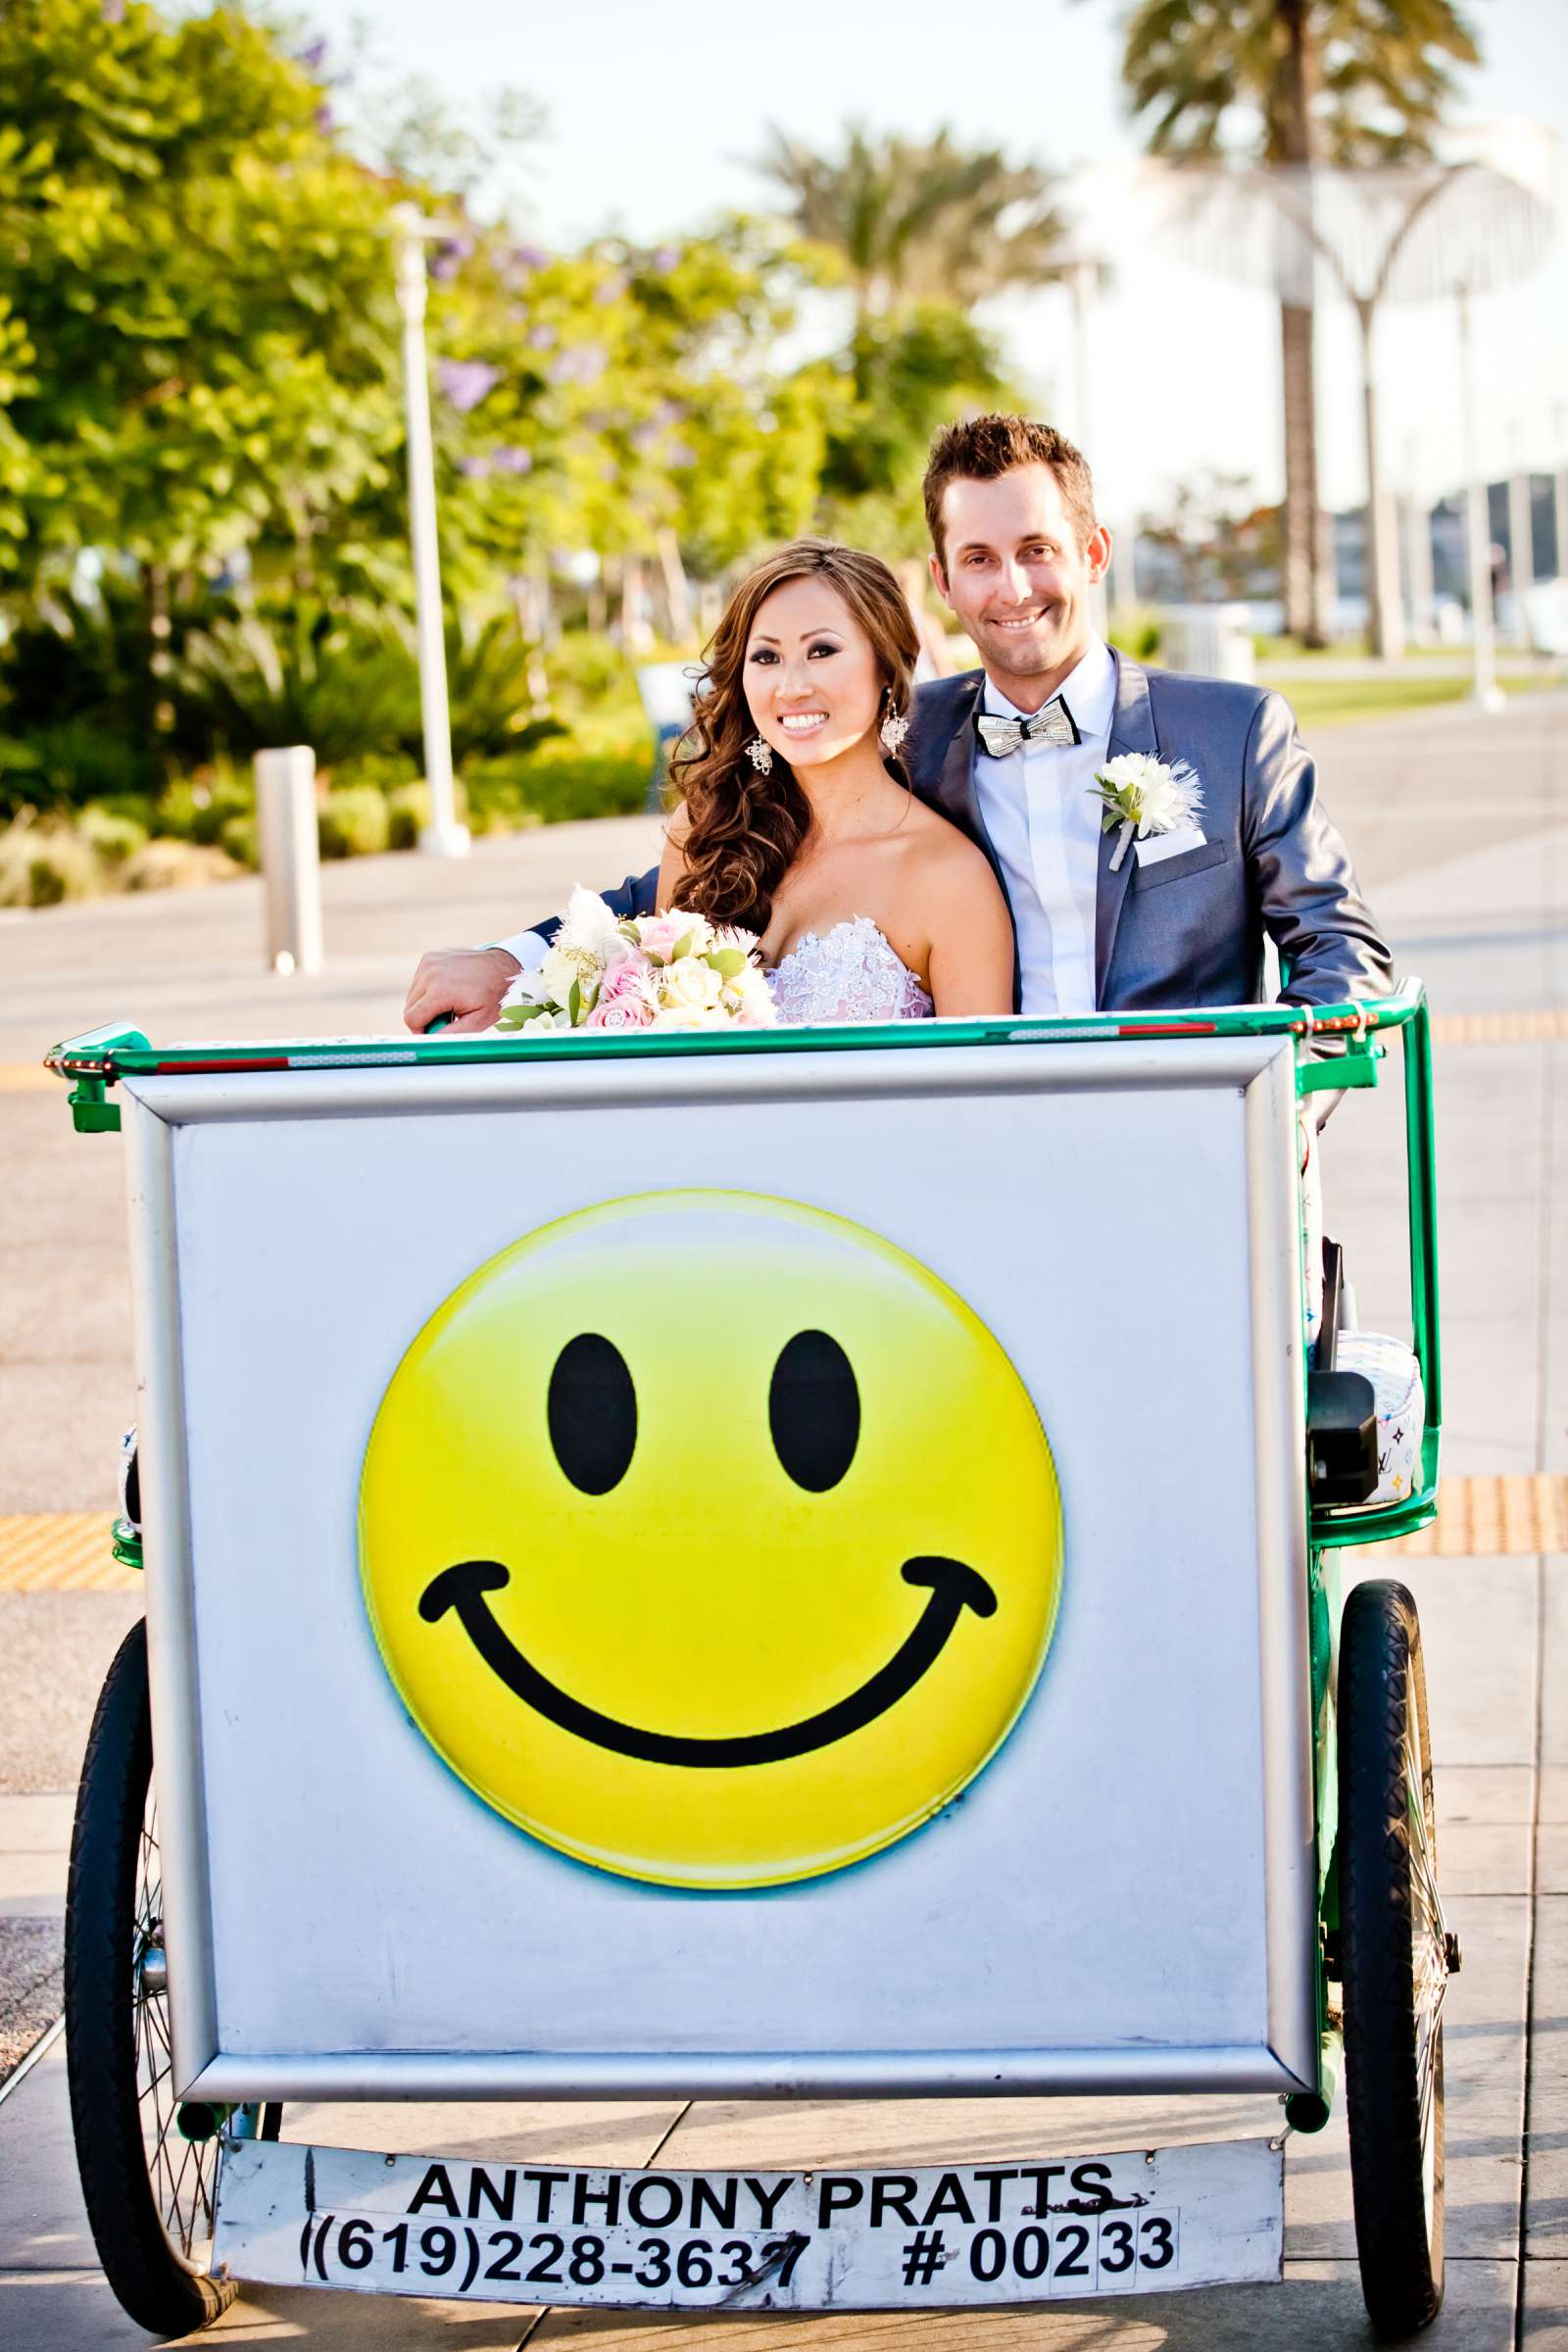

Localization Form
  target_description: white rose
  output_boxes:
[659,956,724,1010]
[540,943,600,1010]
[723,965,778,1025]
[650,1003,730,1031]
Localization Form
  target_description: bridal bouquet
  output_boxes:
[494,886,777,1034]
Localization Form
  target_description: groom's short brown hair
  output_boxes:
[923,415,1097,566]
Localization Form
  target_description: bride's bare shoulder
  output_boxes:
[904,796,998,890]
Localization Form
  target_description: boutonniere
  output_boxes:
[1091,753,1204,870]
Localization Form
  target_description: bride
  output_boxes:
[659,539,1012,1023]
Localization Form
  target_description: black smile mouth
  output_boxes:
[417,1556,997,1767]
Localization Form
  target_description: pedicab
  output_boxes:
[46,981,1448,2341]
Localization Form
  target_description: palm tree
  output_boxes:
[1121,0,1480,645]
[759,123,1069,323]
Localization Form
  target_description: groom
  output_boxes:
[402,414,1392,1033]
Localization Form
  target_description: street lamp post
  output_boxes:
[391,203,469,859]
[1060,254,1110,634]
[1456,286,1504,713]
[1350,293,1403,661]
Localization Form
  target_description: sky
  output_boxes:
[302,0,1568,526]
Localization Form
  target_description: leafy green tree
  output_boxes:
[756,124,1052,560]
[760,124,1067,318]
[0,0,404,594]
[813,307,1016,557]
[1120,0,1481,644]
[411,220,835,599]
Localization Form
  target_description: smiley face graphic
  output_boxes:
[359,1192,1062,1888]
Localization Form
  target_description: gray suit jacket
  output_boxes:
[534,655,1392,1013]
[909,657,1393,1012]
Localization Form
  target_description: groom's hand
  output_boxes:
[404,945,520,1035]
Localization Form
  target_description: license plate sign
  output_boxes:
[214,2136,1283,2309]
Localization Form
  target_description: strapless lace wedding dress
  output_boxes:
[767,915,933,1025]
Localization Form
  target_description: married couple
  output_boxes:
[403,413,1393,1037]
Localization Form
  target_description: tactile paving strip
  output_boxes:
[1377,1473,1568,1558]
[1430,1010,1568,1045]
[0,1513,136,1591]
[3,1478,1566,1591]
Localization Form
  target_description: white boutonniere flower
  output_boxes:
[1091,753,1204,871]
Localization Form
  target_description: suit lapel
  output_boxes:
[1094,653,1159,1007]
[928,670,986,841]
[923,669,1022,1010]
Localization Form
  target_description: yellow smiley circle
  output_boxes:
[360,1192,1062,1888]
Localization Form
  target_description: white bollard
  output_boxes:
[255,746,323,977]
[1158,606,1256,684]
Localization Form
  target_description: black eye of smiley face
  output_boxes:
[767,1328,859,1491]
[547,1333,637,1494]
[546,1327,860,1496]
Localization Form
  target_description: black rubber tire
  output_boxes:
[64,1618,237,2336]
[1339,1579,1447,2339]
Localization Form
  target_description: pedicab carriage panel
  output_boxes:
[47,989,1444,2330]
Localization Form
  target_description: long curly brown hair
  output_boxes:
[669,539,920,935]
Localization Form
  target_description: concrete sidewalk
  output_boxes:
[1,695,1565,2345]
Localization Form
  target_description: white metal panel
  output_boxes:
[126,1038,1315,2096]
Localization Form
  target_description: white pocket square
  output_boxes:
[1135,825,1207,868]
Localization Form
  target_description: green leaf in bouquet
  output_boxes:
[496,1001,551,1030]
[707,948,747,978]
[671,930,694,958]
[568,977,582,1026]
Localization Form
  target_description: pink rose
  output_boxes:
[634,913,692,962]
[585,960,653,1030]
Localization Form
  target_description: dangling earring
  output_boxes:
[747,735,773,775]
[879,702,909,758]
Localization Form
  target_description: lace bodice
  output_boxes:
[767,916,934,1026]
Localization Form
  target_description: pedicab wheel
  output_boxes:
[64,1618,275,2336]
[1339,1579,1450,2340]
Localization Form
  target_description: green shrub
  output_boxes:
[219,811,260,868]
[179,606,419,769]
[122,838,243,892]
[156,767,253,846]
[318,784,390,859]
[1108,608,1162,662]
[77,805,149,867]
[544,630,638,706]
[443,616,564,767]
[386,781,430,852]
[91,791,159,834]
[0,817,103,906]
[0,717,164,820]
[466,744,652,829]
[0,574,227,768]
[335,748,420,793]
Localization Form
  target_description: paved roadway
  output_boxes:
[0,697,1565,2345]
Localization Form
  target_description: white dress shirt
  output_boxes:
[971,634,1116,1017]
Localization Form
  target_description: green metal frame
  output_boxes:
[49,985,1442,2131]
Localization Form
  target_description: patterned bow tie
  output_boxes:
[974,697,1080,758]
